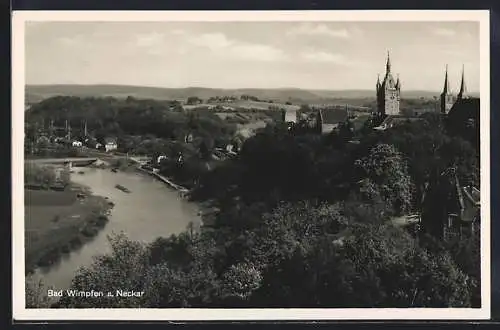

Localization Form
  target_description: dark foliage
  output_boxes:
[26,95,480,309]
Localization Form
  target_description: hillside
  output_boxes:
[24,84,472,106]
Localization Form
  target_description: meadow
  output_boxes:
[24,185,112,274]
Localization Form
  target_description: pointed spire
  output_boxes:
[386,51,391,73]
[442,64,450,94]
[316,108,324,129]
[376,74,381,91]
[396,74,401,89]
[458,64,467,99]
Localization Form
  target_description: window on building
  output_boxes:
[448,214,458,228]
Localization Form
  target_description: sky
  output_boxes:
[25,21,480,92]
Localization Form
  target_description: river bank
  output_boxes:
[89,157,218,230]
[135,166,190,196]
[134,165,220,227]
[28,167,201,294]
[25,182,113,275]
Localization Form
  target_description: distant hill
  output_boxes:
[25,84,479,105]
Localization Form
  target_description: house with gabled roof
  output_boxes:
[104,137,118,152]
[315,106,350,134]
[282,108,299,124]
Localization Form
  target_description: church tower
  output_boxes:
[440,65,455,114]
[376,51,401,116]
[457,64,468,100]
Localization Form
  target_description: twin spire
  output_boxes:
[442,64,467,99]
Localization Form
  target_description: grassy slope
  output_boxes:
[24,186,112,273]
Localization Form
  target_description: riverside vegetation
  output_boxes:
[25,95,480,308]
[24,163,113,276]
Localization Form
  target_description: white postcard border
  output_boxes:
[12,10,491,321]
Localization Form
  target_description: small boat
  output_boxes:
[115,184,131,193]
[111,168,118,173]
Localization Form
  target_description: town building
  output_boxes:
[104,137,118,152]
[292,105,350,134]
[447,97,479,130]
[314,106,350,134]
[420,167,480,241]
[440,64,468,114]
[376,51,401,116]
[440,65,456,114]
[282,109,299,124]
[373,57,471,131]
[157,155,167,165]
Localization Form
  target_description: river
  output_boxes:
[34,167,201,291]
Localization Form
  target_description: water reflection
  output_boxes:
[34,167,200,291]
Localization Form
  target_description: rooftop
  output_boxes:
[104,137,117,144]
[319,108,349,125]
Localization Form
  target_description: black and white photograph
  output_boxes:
[12,10,490,320]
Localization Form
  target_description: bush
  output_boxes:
[25,163,57,188]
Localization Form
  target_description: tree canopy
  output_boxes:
[26,95,480,309]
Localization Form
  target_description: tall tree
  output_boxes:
[355,143,413,215]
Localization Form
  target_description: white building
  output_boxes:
[157,155,167,164]
[104,137,118,152]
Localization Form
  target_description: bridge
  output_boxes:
[26,153,152,168]
[26,157,99,168]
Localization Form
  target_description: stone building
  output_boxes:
[440,65,456,114]
[440,64,468,114]
[282,109,299,124]
[315,106,350,134]
[376,52,401,116]
[104,137,118,152]
[420,168,480,241]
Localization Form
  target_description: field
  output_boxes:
[26,84,472,106]
[184,100,300,112]
[24,186,112,274]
